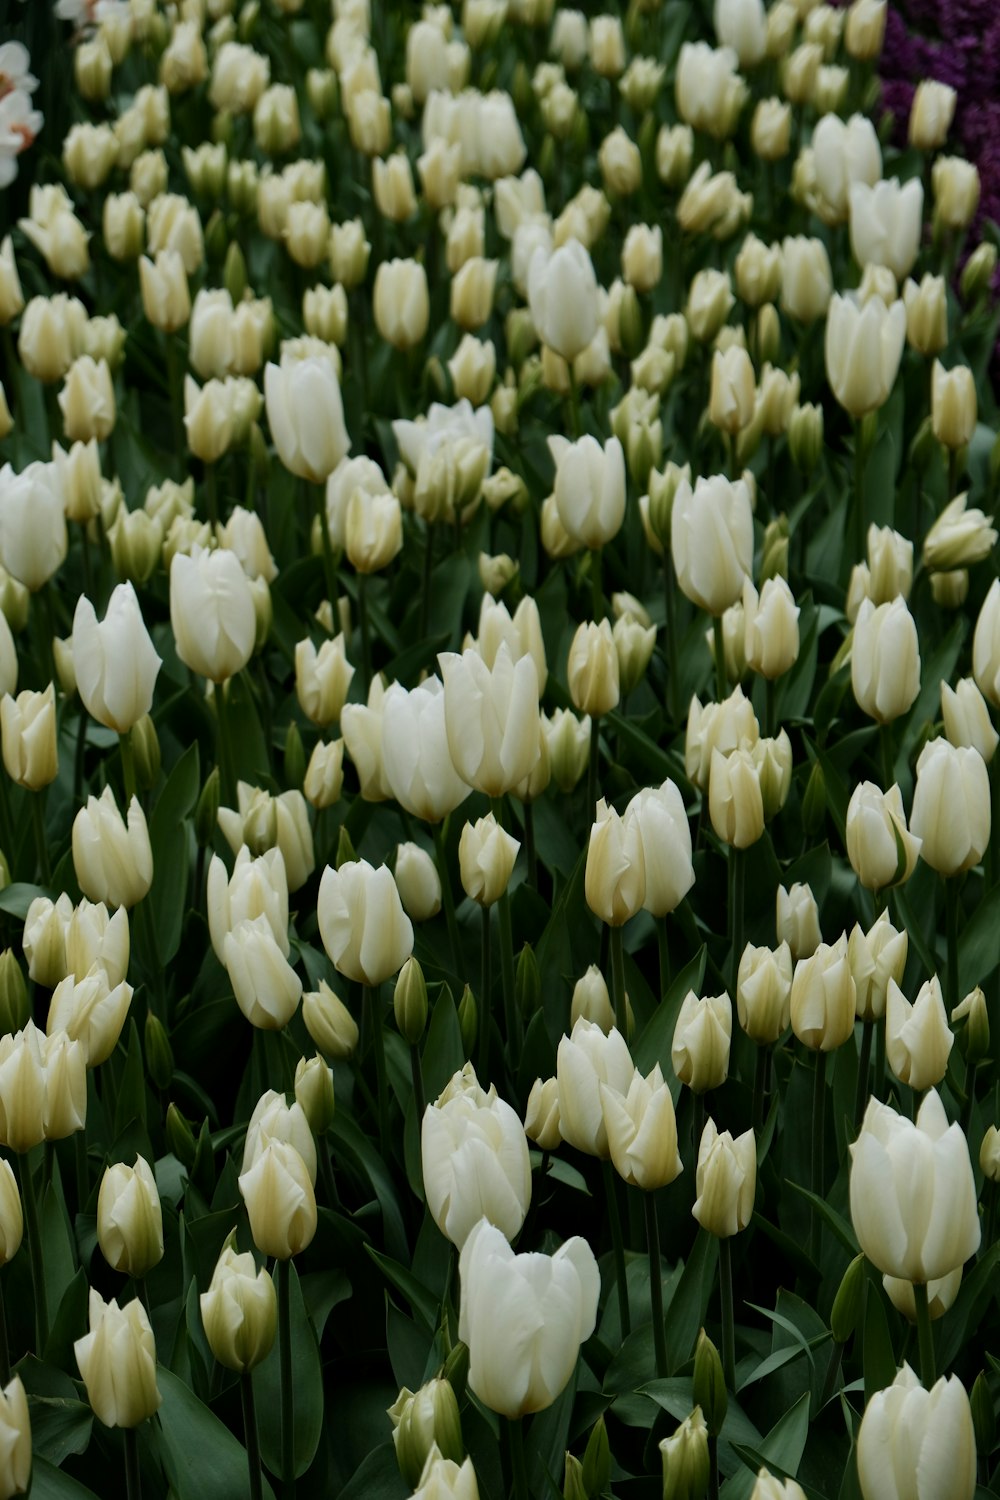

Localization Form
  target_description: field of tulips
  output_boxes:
[0,0,999,1497]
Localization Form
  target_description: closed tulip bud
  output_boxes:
[693,1119,756,1237]
[458,815,519,908]
[826,294,906,417]
[690,1333,726,1438]
[685,687,760,792]
[932,361,977,451]
[302,979,358,1060]
[523,1075,560,1150]
[708,747,764,849]
[570,967,614,1034]
[962,243,998,303]
[934,156,980,230]
[393,844,441,925]
[440,645,540,798]
[857,1364,975,1500]
[751,98,791,162]
[318,859,413,987]
[75,1289,161,1429]
[886,976,953,1090]
[851,598,920,724]
[329,218,370,289]
[685,269,734,343]
[564,620,618,719]
[600,1063,682,1191]
[952,985,990,1063]
[450,258,498,332]
[787,404,824,476]
[459,1219,599,1419]
[72,584,161,735]
[908,79,956,153]
[556,1017,634,1158]
[776,883,821,960]
[0,684,57,791]
[975,580,1000,708]
[239,1139,316,1260]
[528,240,599,364]
[47,969,133,1069]
[139,250,190,332]
[848,913,907,1025]
[849,177,923,282]
[910,738,990,876]
[709,347,755,438]
[294,634,354,727]
[265,356,349,483]
[660,1406,710,1500]
[142,1012,172,1092]
[294,1054,335,1136]
[656,123,693,189]
[449,338,496,408]
[672,475,753,618]
[422,1063,531,1248]
[301,739,343,810]
[622,781,695,919]
[924,494,997,574]
[0,952,27,1036]
[866,524,912,606]
[0,240,21,328]
[846,781,921,891]
[374,259,430,350]
[981,1125,1000,1184]
[72,787,153,911]
[389,1379,464,1489]
[549,434,626,551]
[200,1242,276,1374]
[737,942,792,1043]
[672,991,732,1093]
[0,1157,21,1277]
[97,1154,163,1277]
[742,577,799,679]
[791,935,856,1051]
[902,274,947,357]
[393,956,428,1046]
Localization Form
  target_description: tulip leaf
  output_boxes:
[39,1167,78,1327]
[724,1390,811,1496]
[783,1181,858,1256]
[365,1245,439,1333]
[420,984,465,1103]
[43,1267,89,1376]
[937,1240,1000,1371]
[862,1285,896,1404]
[157,1366,277,1500]
[328,1110,408,1262]
[338,1441,409,1500]
[28,1458,102,1499]
[958,883,1000,995]
[526,1367,577,1497]
[632,944,707,1083]
[147,740,201,967]
[0,881,49,919]
[26,1396,93,1467]
[252,1262,323,1481]
[896,616,967,786]
[663,1229,719,1375]
[112,1018,149,1139]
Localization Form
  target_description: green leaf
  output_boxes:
[253,1262,323,1480]
[959,885,1000,995]
[783,1180,859,1256]
[27,1396,93,1467]
[633,945,707,1083]
[29,1457,102,1499]
[663,1229,719,1375]
[148,741,200,967]
[0,882,49,920]
[338,1442,409,1500]
[726,1391,811,1497]
[366,1245,439,1332]
[863,1283,897,1404]
[157,1366,277,1500]
[113,1018,148,1139]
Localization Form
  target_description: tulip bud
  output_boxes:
[97,1155,164,1279]
[708,748,764,849]
[389,1378,464,1489]
[294,1054,335,1137]
[458,814,519,907]
[910,738,990,876]
[693,1119,756,1238]
[239,1139,317,1260]
[659,1406,710,1500]
[302,980,358,1060]
[952,986,990,1064]
[693,1332,727,1435]
[857,1365,975,1500]
[737,943,792,1045]
[144,1012,174,1091]
[790,936,856,1052]
[846,782,920,891]
[970,1372,995,1459]
[980,1126,1000,1182]
[962,243,998,304]
[457,984,477,1058]
[672,992,732,1092]
[515,943,541,1022]
[830,1253,865,1344]
[932,361,977,451]
[201,1241,276,1374]
[394,957,428,1046]
[886,976,953,1091]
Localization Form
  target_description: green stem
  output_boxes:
[947,446,959,503]
[165,335,183,458]
[644,1192,667,1378]
[719,1234,736,1390]
[410,1043,426,1127]
[523,800,537,889]
[708,1437,720,1500]
[30,793,51,887]
[728,847,744,1001]
[602,1159,630,1338]
[590,546,603,622]
[819,1340,844,1408]
[913,1280,935,1388]
[419,522,434,640]
[986,1182,998,1248]
[712,614,727,702]
[945,879,959,1010]
[752,1045,768,1135]
[0,1282,9,1387]
[764,677,776,739]
[357,572,372,695]
[961,1055,976,1137]
[657,918,670,1002]
[205,463,219,529]
[874,1015,886,1103]
[609,924,628,1035]
[692,1090,706,1157]
[479,904,491,1084]
[75,1131,88,1214]
[364,984,389,1159]
[508,1415,529,1500]
[567,366,581,439]
[314,480,339,619]
[119,731,136,806]
[241,1372,264,1500]
[124,1426,141,1500]
[879,722,894,794]
[811,1051,827,1263]
[854,1020,875,1131]
[497,890,518,1072]
[853,418,866,568]
[19,1152,47,1355]
[213,680,233,808]
[587,715,600,818]
[432,821,462,980]
[663,556,680,724]
[277,1257,294,1500]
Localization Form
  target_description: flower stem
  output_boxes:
[119,731,137,806]
[124,1427,141,1500]
[357,572,372,696]
[567,366,581,439]
[497,889,518,1072]
[419,522,434,640]
[644,1192,667,1378]
[853,418,866,567]
[277,1258,294,1499]
[410,1043,426,1128]
[523,800,537,889]
[663,556,680,725]
[657,918,670,1002]
[609,923,627,1035]
[432,821,462,980]
[719,1234,736,1391]
[205,462,219,529]
[313,481,339,620]
[363,984,389,1160]
[854,1020,874,1130]
[945,878,959,1010]
[479,904,491,1083]
[602,1159,630,1338]
[712,615,727,702]
[590,546,603,622]
[508,1415,529,1500]
[31,793,51,887]
[213,680,234,808]
[0,1281,10,1386]
[752,1045,768,1135]
[810,1051,827,1263]
[241,1372,264,1500]
[587,715,600,818]
[913,1280,935,1389]
[764,677,776,739]
[19,1152,47,1356]
[728,847,744,1002]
